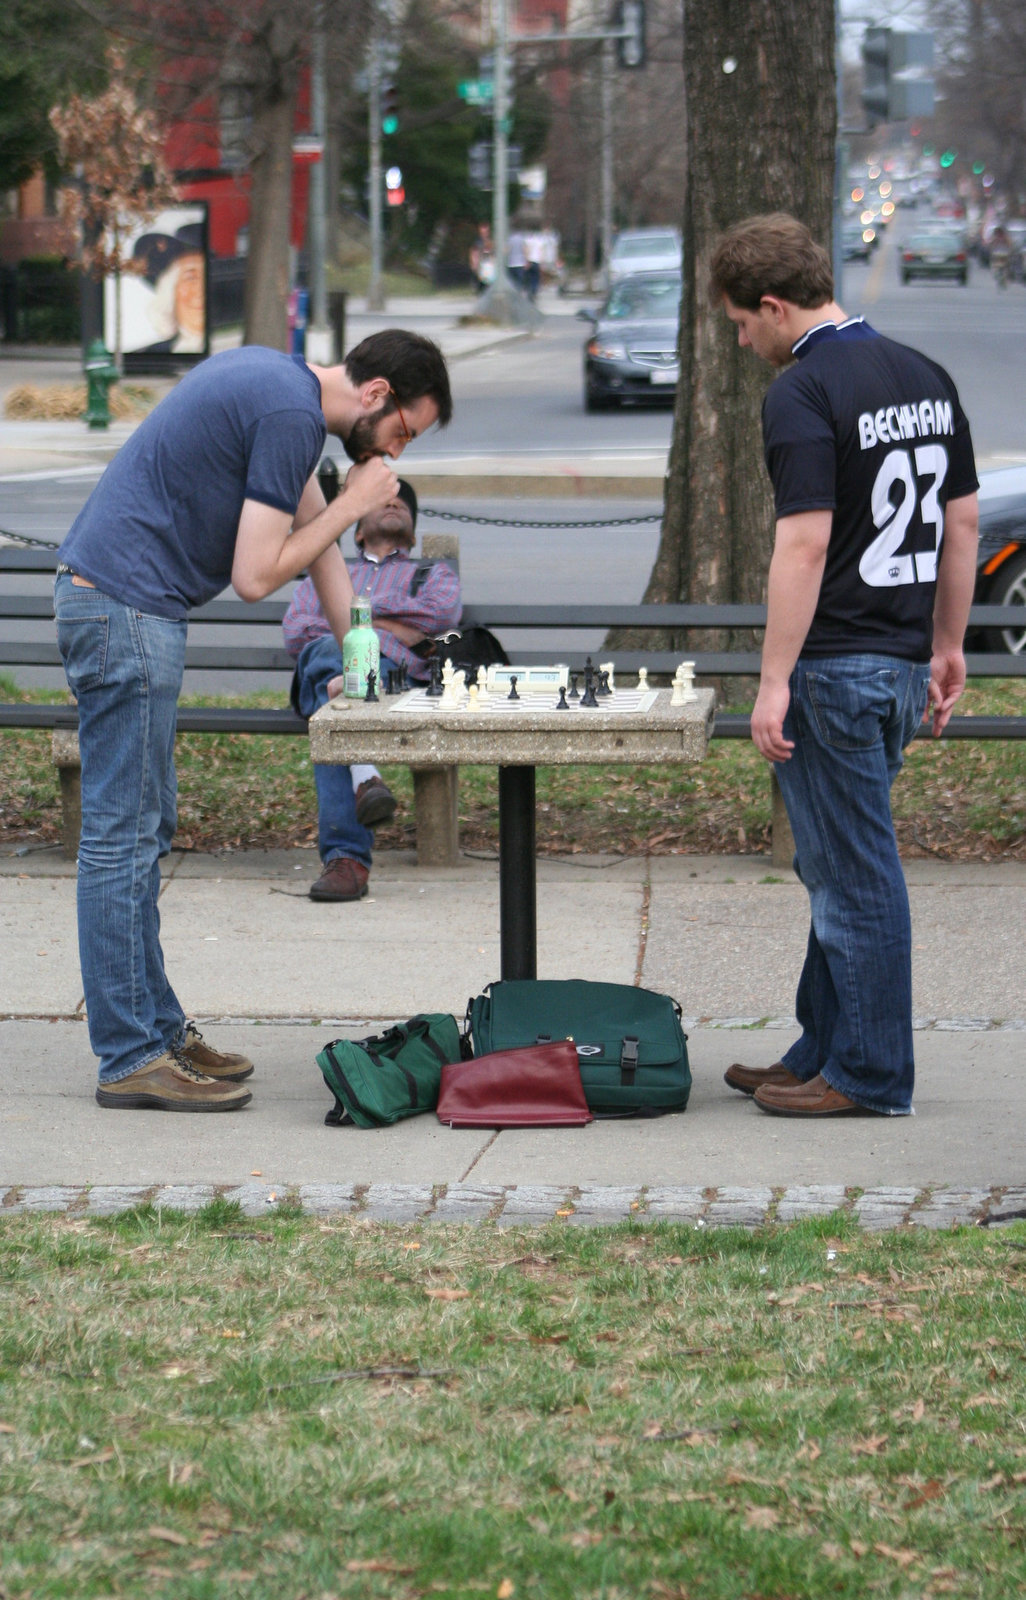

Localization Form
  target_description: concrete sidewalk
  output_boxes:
[2,841,1024,1225]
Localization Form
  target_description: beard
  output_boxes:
[340,404,389,463]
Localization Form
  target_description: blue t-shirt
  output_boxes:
[762,318,978,662]
[59,347,326,617]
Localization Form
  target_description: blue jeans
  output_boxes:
[294,634,398,868]
[774,654,931,1115]
[55,574,188,1084]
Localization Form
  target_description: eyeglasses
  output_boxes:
[387,388,413,445]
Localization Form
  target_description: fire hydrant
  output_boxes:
[82,339,118,430]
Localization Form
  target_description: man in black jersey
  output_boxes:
[709,214,979,1118]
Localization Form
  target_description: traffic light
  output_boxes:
[615,0,646,70]
[861,29,935,126]
[468,141,492,191]
[381,81,399,135]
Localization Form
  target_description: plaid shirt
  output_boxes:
[282,549,462,679]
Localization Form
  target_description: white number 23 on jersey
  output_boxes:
[860,444,949,587]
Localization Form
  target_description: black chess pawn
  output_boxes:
[556,686,569,710]
[364,668,378,703]
[597,670,611,696]
[425,657,443,697]
[507,675,519,701]
[569,673,580,700]
[580,676,599,708]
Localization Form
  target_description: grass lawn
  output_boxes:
[2,1209,1025,1599]
[2,680,1023,860]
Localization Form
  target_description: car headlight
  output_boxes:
[587,339,628,360]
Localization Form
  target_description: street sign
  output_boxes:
[458,79,495,106]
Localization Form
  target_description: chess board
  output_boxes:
[389,686,660,715]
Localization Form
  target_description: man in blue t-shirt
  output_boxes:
[709,213,979,1119]
[54,331,452,1112]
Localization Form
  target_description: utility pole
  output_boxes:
[477,0,540,325]
[367,29,385,312]
[305,5,334,361]
[601,38,614,278]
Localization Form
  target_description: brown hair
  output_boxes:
[708,214,833,311]
[345,329,453,426]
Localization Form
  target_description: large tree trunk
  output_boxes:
[611,0,836,680]
[243,81,296,349]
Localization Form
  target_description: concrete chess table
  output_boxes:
[309,685,715,980]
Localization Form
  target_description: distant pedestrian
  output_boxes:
[507,224,528,290]
[710,213,978,1118]
[469,221,495,292]
[55,331,451,1112]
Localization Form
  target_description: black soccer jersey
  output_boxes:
[761,319,978,661]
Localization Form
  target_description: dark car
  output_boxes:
[900,230,969,284]
[974,465,1026,654]
[580,272,681,411]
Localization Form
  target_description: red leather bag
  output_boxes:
[436,1040,594,1128]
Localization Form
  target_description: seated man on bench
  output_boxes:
[283,478,461,901]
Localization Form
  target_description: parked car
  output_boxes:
[974,465,1026,655]
[579,272,681,410]
[842,221,875,261]
[900,230,969,284]
[606,228,682,285]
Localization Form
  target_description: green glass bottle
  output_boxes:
[341,594,380,699]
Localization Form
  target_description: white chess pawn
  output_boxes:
[680,660,697,702]
[468,684,480,711]
[670,665,687,707]
[637,666,648,692]
[476,665,489,701]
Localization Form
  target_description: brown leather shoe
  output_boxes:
[724,1061,802,1096]
[95,1051,252,1112]
[180,1024,254,1082]
[355,776,398,827]
[309,857,370,902]
[753,1072,878,1118]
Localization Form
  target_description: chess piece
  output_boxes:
[363,668,378,703]
[476,665,489,701]
[679,660,697,702]
[670,665,686,707]
[569,674,580,701]
[425,657,443,698]
[468,684,480,711]
[637,666,648,692]
[600,661,616,693]
[597,670,611,696]
[556,686,569,710]
[580,670,599,708]
[508,675,519,701]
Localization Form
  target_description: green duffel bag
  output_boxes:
[466,979,690,1117]
[317,1014,466,1128]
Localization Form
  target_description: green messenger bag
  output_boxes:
[466,979,690,1118]
[317,1014,466,1128]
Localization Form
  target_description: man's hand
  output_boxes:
[340,457,398,524]
[751,680,795,762]
[925,647,967,737]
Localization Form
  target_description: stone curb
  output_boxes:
[2,1183,1023,1229]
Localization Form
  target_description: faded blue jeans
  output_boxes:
[55,574,188,1084]
[774,654,932,1115]
[293,634,403,868]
